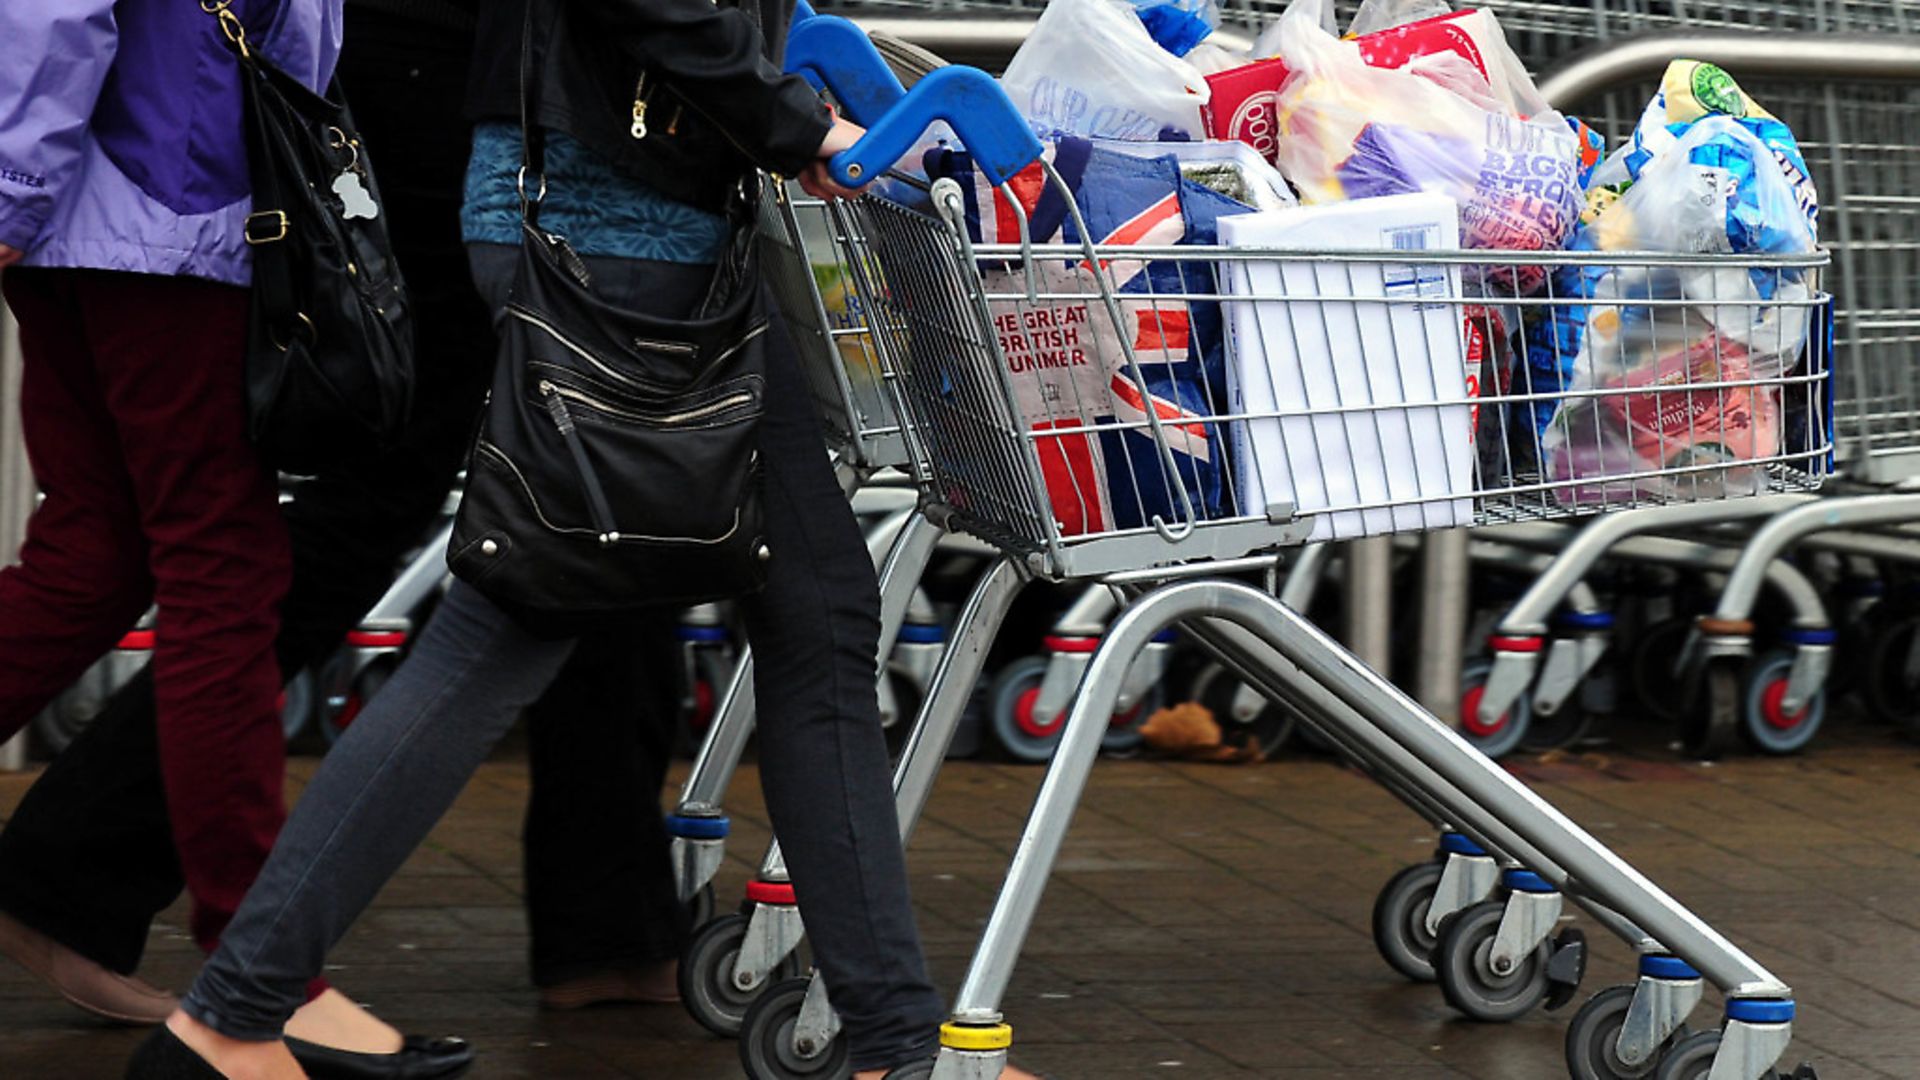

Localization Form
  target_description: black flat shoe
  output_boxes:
[285,1034,474,1080]
[125,1026,222,1079]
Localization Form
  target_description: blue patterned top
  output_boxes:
[461,122,730,264]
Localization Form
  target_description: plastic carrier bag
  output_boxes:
[922,138,1251,535]
[1266,0,1581,290]
[1000,0,1211,142]
[1529,63,1819,503]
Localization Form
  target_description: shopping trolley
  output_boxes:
[1471,45,1920,758]
[732,59,1834,1076]
[674,14,1058,1036]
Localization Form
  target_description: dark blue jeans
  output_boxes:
[180,245,944,1071]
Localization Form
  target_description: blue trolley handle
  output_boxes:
[783,12,907,127]
[828,67,1046,189]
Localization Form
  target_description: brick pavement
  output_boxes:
[2,724,1917,1079]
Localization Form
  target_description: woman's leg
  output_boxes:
[741,301,946,1072]
[179,581,577,1040]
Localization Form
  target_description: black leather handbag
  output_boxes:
[446,9,771,635]
[213,2,414,476]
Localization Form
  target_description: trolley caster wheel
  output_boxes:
[987,656,1146,764]
[1740,650,1826,755]
[279,669,316,741]
[1190,662,1296,757]
[1460,659,1531,760]
[319,660,393,747]
[1099,681,1164,759]
[1433,899,1552,1022]
[1683,659,1741,759]
[1650,1030,1813,1080]
[1628,619,1691,726]
[1543,928,1588,1011]
[1565,984,1678,1080]
[1861,613,1920,734]
[739,977,847,1079]
[681,913,804,1039]
[1520,699,1592,754]
[1370,861,1443,982]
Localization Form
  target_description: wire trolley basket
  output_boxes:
[757,181,916,473]
[831,166,1833,582]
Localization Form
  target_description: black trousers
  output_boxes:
[0,8,688,986]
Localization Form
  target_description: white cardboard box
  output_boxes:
[1220,193,1475,541]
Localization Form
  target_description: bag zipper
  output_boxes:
[539,382,622,544]
[540,379,754,427]
[475,439,746,545]
[509,304,677,394]
[628,334,699,359]
[631,73,650,140]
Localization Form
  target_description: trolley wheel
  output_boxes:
[280,669,316,742]
[1460,659,1530,760]
[320,660,393,747]
[1740,650,1826,755]
[1370,861,1444,983]
[1651,1031,1723,1080]
[1519,696,1592,754]
[1627,619,1691,726]
[680,913,803,1039]
[1566,985,1675,1080]
[1682,660,1741,760]
[739,977,846,1079]
[1190,662,1296,757]
[986,656,1149,764]
[1099,679,1164,758]
[988,657,1065,763]
[1862,613,1920,734]
[1433,899,1551,1023]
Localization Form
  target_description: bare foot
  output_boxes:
[852,1060,1036,1068]
[540,958,680,1009]
[283,987,404,1054]
[166,1010,309,1080]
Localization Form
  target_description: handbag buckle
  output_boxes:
[245,210,290,245]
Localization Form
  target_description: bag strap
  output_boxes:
[518,0,547,230]
[201,1,308,346]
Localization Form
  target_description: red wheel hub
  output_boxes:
[334,695,362,733]
[1460,685,1507,738]
[690,681,716,734]
[1760,679,1809,730]
[1013,685,1065,739]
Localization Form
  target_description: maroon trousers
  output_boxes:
[0,267,292,955]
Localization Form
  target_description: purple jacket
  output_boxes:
[0,1,343,286]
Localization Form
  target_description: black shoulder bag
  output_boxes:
[210,1,414,476]
[446,5,772,636]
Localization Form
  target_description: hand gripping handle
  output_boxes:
[829,66,1045,189]
[783,12,907,127]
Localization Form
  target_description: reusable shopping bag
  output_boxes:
[923,138,1251,535]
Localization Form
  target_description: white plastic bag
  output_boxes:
[1346,0,1453,37]
[1000,0,1211,142]
[1267,0,1581,272]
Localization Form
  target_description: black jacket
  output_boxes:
[467,0,833,214]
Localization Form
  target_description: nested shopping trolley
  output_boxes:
[1470,39,1920,758]
[728,60,1836,1078]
